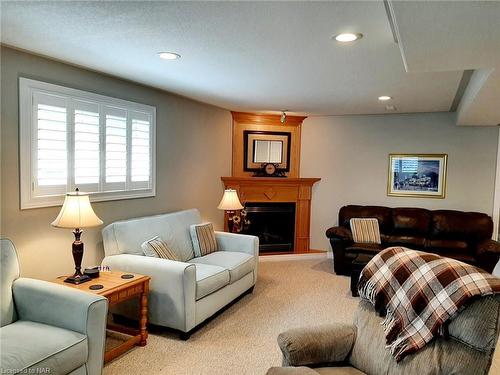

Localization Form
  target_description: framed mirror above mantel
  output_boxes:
[231,111,306,178]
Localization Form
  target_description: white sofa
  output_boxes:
[101,209,258,338]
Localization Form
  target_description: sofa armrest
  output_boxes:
[101,254,197,331]
[277,323,356,367]
[325,226,352,242]
[215,231,259,258]
[476,239,500,273]
[13,278,108,375]
[477,239,500,255]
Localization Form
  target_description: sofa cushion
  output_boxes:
[102,209,202,261]
[349,218,381,244]
[345,243,383,256]
[190,263,230,300]
[426,239,471,255]
[190,251,255,284]
[430,210,493,243]
[141,236,179,261]
[392,208,431,236]
[0,320,87,375]
[339,206,392,232]
[386,235,426,248]
[190,223,218,257]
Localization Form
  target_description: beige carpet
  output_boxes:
[103,256,500,375]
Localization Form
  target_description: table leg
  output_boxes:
[139,284,148,346]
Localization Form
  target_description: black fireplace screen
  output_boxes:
[242,202,295,253]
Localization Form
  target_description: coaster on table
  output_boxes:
[121,274,134,279]
[89,284,104,290]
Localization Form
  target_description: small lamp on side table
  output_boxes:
[51,188,103,284]
[217,189,244,233]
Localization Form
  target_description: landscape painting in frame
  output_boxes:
[388,154,448,198]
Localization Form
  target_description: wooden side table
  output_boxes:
[53,271,150,363]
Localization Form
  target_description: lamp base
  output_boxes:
[64,274,91,285]
[66,228,91,285]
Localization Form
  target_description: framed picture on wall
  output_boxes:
[387,154,448,198]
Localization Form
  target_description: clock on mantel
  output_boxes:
[252,163,287,177]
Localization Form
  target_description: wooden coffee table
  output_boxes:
[54,271,150,363]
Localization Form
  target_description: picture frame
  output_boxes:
[387,154,448,198]
[243,130,291,172]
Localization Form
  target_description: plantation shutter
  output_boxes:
[104,106,128,191]
[130,111,152,188]
[33,92,68,196]
[73,100,100,191]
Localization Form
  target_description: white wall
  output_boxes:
[1,47,232,280]
[301,113,499,251]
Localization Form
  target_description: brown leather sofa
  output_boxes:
[326,205,500,275]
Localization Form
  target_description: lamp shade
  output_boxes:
[217,189,244,211]
[51,190,103,229]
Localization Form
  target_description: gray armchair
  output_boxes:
[0,239,108,375]
[268,298,500,375]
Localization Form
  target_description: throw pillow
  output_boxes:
[350,218,381,244]
[190,223,218,257]
[141,236,179,261]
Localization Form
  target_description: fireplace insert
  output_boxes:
[243,202,295,253]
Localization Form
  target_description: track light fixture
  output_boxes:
[280,110,287,124]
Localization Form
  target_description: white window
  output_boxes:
[19,78,156,209]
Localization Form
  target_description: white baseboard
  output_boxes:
[259,252,328,262]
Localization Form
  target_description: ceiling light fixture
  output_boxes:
[334,33,363,43]
[378,95,392,101]
[158,52,180,60]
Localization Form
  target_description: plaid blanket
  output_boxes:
[358,246,500,361]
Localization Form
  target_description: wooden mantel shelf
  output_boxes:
[221,177,321,185]
[221,176,321,253]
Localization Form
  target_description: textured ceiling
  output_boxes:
[0,1,463,116]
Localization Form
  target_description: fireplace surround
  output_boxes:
[221,177,320,253]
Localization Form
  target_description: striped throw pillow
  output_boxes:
[141,236,179,261]
[190,223,218,257]
[350,218,381,244]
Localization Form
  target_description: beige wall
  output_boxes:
[301,113,499,251]
[1,47,232,280]
[2,48,498,272]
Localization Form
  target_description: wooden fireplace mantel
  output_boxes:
[221,177,321,253]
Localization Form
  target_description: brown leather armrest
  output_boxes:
[476,239,500,273]
[326,226,352,241]
[477,239,500,255]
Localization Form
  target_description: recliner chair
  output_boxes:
[0,239,108,375]
[267,297,500,375]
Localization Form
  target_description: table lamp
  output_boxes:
[51,188,103,284]
[217,189,244,233]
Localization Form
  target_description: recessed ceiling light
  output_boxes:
[334,33,363,42]
[158,52,180,60]
[378,96,392,101]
